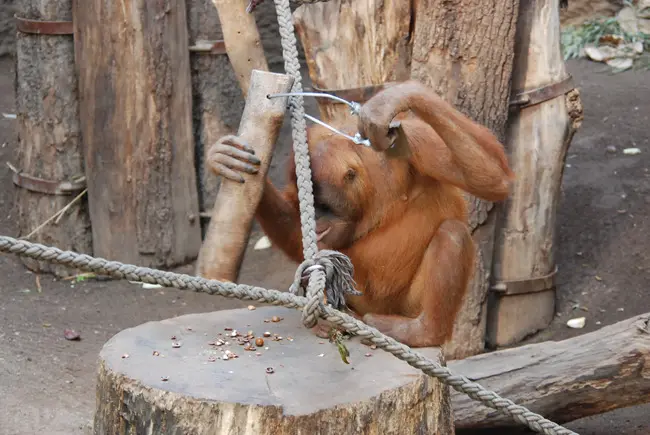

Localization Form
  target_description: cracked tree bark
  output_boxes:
[14,0,92,278]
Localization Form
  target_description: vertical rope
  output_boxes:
[273,0,318,261]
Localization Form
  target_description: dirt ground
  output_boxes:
[0,54,649,434]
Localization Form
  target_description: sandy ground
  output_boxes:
[0,55,649,434]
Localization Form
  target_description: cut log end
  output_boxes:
[94,307,453,434]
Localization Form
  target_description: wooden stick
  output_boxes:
[196,70,294,282]
[211,0,270,96]
[450,313,650,430]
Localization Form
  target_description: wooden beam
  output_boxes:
[73,0,202,268]
[450,313,650,430]
[195,70,293,282]
[488,0,583,347]
[212,0,270,96]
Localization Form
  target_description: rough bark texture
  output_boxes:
[487,0,584,347]
[410,0,520,360]
[0,0,16,57]
[94,307,454,435]
[186,0,246,232]
[14,0,92,277]
[450,313,650,430]
[73,0,202,268]
[293,0,413,124]
[196,71,293,282]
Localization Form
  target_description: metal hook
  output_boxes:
[267,91,371,147]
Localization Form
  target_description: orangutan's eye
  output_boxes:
[344,168,357,182]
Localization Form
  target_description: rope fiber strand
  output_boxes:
[0,1,577,434]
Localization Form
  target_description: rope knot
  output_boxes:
[289,249,362,328]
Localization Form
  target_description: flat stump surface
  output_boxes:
[94,306,453,435]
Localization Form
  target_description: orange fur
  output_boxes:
[254,82,513,347]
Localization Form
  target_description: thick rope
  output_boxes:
[274,0,319,263]
[0,237,576,435]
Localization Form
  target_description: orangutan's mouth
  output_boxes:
[316,226,331,242]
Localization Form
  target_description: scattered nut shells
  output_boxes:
[172,342,182,348]
[266,367,274,374]
[152,351,160,356]
[161,376,169,382]
[263,331,271,337]
[271,316,283,323]
[255,338,265,347]
[121,353,129,359]
[567,317,586,329]
[247,305,256,311]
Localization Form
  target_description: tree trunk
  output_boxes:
[72,0,202,268]
[196,70,293,282]
[93,306,454,435]
[450,313,650,430]
[487,0,584,348]
[186,0,246,234]
[14,0,92,278]
[409,0,521,360]
[293,0,413,125]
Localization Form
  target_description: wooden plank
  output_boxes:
[450,313,650,430]
[488,0,583,347]
[73,0,202,268]
[410,0,520,360]
[196,70,293,282]
[14,0,92,278]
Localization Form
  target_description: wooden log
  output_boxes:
[487,0,584,348]
[293,0,413,125]
[14,0,92,278]
[409,0,520,360]
[212,0,269,96]
[186,0,246,233]
[73,0,202,268]
[93,306,454,434]
[450,313,650,430]
[195,70,293,282]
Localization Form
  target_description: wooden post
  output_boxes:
[93,307,453,434]
[73,0,202,268]
[450,313,650,430]
[212,0,270,96]
[487,0,584,348]
[293,0,413,125]
[409,0,520,360]
[14,0,92,278]
[196,70,293,282]
[186,0,247,233]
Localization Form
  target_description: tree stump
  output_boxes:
[94,307,453,434]
[73,0,202,268]
[14,0,92,278]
